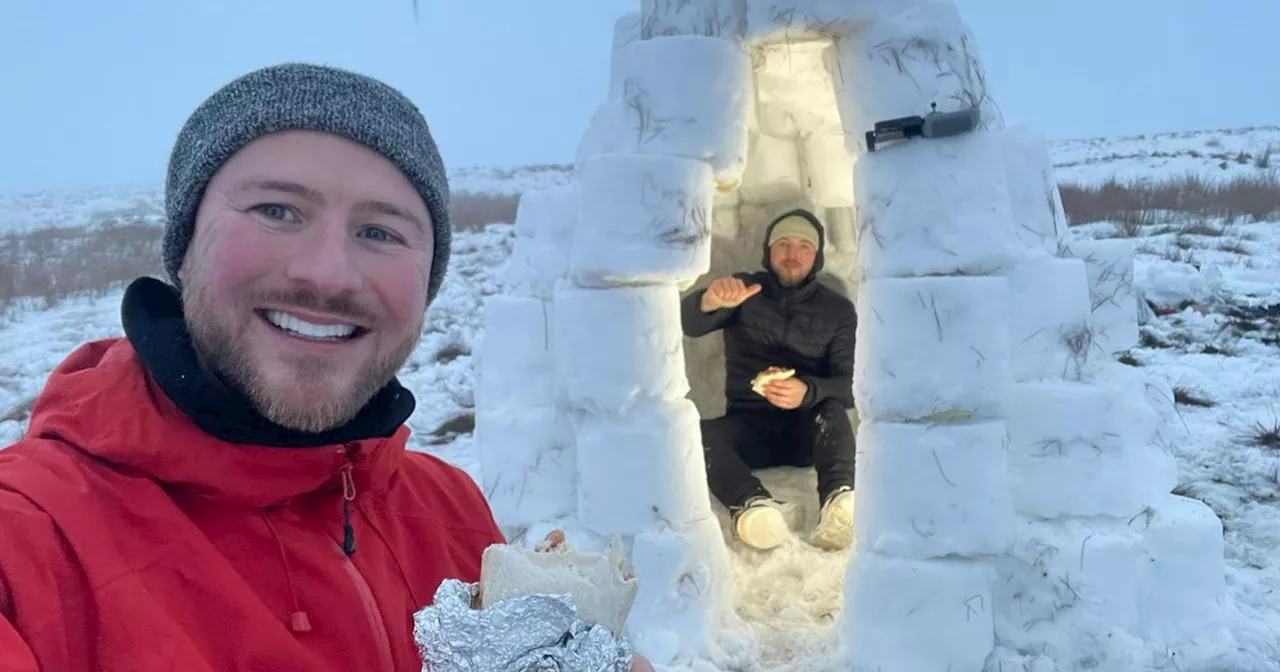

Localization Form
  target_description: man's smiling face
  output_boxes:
[179,129,434,432]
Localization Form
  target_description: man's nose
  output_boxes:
[282,219,364,296]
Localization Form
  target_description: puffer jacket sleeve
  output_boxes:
[799,307,857,409]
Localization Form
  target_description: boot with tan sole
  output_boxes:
[809,487,855,551]
[732,497,791,551]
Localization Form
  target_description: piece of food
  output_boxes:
[479,536,638,638]
[751,366,796,396]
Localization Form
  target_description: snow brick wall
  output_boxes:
[474,1,1239,670]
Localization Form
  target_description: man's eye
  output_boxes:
[358,226,402,244]
[253,204,297,221]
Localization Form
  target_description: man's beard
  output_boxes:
[775,266,807,286]
[182,280,421,434]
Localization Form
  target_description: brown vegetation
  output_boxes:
[0,191,524,309]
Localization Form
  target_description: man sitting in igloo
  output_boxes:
[680,207,858,553]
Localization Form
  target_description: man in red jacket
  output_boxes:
[0,63,651,671]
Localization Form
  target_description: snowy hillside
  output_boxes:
[2,125,1280,669]
[1054,125,1280,185]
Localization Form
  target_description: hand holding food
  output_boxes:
[750,366,795,396]
[414,530,641,671]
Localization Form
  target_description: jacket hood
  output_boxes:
[761,207,826,282]
[24,337,407,507]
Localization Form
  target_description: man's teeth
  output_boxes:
[264,310,358,339]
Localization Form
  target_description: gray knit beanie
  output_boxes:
[164,62,452,304]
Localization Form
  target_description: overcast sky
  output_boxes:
[1,0,1275,193]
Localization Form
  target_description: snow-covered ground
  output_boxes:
[1053,124,1280,186]
[3,126,1280,670]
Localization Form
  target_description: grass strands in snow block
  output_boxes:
[853,276,1010,423]
[852,134,1020,279]
[843,552,995,672]
[571,154,714,287]
[474,406,576,528]
[853,419,1015,558]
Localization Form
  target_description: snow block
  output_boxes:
[572,154,714,287]
[1081,364,1180,496]
[571,400,714,536]
[1137,493,1229,643]
[1138,371,1183,455]
[853,276,1010,422]
[626,516,739,667]
[475,295,552,410]
[502,235,535,294]
[710,205,739,241]
[738,133,805,205]
[843,551,995,672]
[553,285,690,416]
[609,13,642,99]
[854,420,1014,558]
[516,185,579,242]
[993,518,1147,668]
[853,134,1019,279]
[507,186,579,298]
[1058,238,1139,355]
[514,184,575,240]
[802,129,855,208]
[752,40,843,138]
[823,205,857,258]
[1007,381,1167,519]
[639,0,745,39]
[743,0,880,42]
[832,0,1003,152]
[590,36,752,188]
[1002,126,1064,253]
[474,406,575,528]
[1003,258,1093,382]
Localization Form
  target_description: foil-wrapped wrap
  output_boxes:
[414,578,634,672]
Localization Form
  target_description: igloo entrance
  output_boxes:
[474,2,1241,670]
[678,35,866,651]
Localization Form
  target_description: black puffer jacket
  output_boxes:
[681,209,857,412]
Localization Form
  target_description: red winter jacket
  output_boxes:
[0,337,506,671]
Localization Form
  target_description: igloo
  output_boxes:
[473,1,1239,669]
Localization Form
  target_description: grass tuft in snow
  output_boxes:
[1172,386,1215,408]
[1200,343,1239,357]
[1239,418,1280,453]
[1139,328,1175,349]
[429,412,476,446]
[1116,351,1142,367]
[434,342,470,364]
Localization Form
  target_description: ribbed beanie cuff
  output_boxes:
[767,214,821,249]
[163,62,452,304]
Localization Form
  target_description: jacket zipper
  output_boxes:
[340,463,357,556]
[340,548,397,672]
[336,462,396,672]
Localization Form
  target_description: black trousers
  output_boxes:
[701,398,857,510]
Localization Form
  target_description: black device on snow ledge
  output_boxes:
[864,103,981,152]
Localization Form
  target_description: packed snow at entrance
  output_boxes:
[3,1,1280,671]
